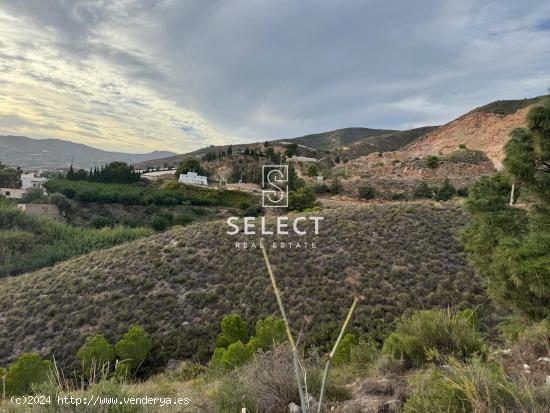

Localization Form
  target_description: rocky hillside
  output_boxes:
[0,203,494,370]
[399,106,531,169]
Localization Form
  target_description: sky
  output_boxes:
[0,0,549,154]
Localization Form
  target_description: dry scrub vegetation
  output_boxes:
[0,202,494,371]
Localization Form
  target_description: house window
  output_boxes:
[6,191,10,196]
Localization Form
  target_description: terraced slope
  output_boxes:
[0,203,494,370]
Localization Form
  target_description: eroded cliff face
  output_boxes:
[397,106,531,170]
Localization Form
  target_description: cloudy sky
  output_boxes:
[1,0,549,154]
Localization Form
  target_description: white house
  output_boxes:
[178,171,208,186]
[0,173,48,199]
[21,173,48,193]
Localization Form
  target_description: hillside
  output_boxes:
[134,127,401,169]
[0,202,494,370]
[0,135,176,169]
[340,126,437,160]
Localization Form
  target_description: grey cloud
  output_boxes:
[1,0,550,149]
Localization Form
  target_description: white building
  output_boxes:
[288,156,318,163]
[178,171,208,186]
[21,173,48,193]
[0,173,48,199]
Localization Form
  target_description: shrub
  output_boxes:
[404,358,534,413]
[238,345,299,411]
[216,314,249,348]
[220,341,251,370]
[382,309,484,368]
[288,187,317,211]
[414,182,432,199]
[115,326,152,372]
[307,164,319,177]
[332,333,358,367]
[314,183,330,194]
[151,213,172,231]
[173,213,192,226]
[91,215,113,229]
[425,155,440,169]
[329,178,343,194]
[252,316,286,351]
[5,353,52,395]
[358,185,376,200]
[77,334,115,376]
[435,179,456,201]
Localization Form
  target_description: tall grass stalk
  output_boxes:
[317,297,358,413]
[260,239,309,412]
[260,240,361,413]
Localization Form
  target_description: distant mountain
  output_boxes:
[0,135,176,169]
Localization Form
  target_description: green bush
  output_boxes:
[329,178,343,194]
[382,309,484,368]
[332,333,358,367]
[5,353,52,395]
[220,341,252,370]
[425,155,440,168]
[173,213,192,226]
[151,213,173,231]
[288,187,317,211]
[358,185,376,200]
[435,179,456,201]
[91,215,113,229]
[216,314,249,348]
[252,316,286,351]
[404,358,533,413]
[77,334,115,375]
[414,182,433,199]
[115,326,152,371]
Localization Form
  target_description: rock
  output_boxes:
[501,349,512,356]
[379,399,403,413]
[545,375,550,386]
[288,402,300,413]
[523,364,531,370]
[537,357,550,364]
[361,378,394,395]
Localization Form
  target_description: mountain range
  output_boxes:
[0,135,176,169]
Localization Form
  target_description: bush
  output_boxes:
[151,213,173,231]
[358,185,376,200]
[91,215,113,229]
[216,314,249,348]
[425,155,440,169]
[252,316,286,351]
[77,334,115,376]
[435,179,456,201]
[404,358,534,413]
[314,183,330,194]
[115,326,152,372]
[220,341,251,370]
[332,333,358,367]
[5,353,52,395]
[173,213,192,226]
[329,178,343,194]
[414,182,433,199]
[288,187,317,211]
[382,309,484,368]
[307,164,319,177]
